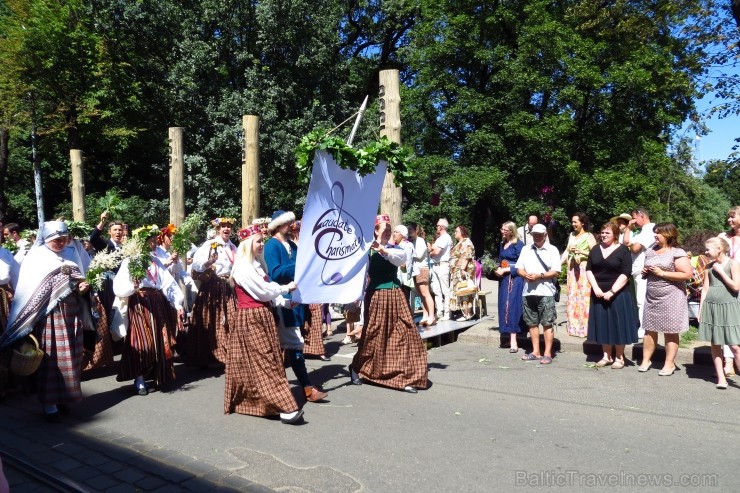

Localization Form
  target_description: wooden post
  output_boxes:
[169,127,185,225]
[379,69,403,227]
[70,149,85,222]
[242,115,260,226]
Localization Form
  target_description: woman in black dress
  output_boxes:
[585,221,639,369]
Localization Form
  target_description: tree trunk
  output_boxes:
[169,127,185,225]
[242,115,260,226]
[733,0,740,27]
[379,69,403,227]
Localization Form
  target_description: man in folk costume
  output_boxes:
[113,225,184,395]
[187,217,238,367]
[1,221,95,422]
[264,210,328,403]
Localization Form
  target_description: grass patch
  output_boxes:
[679,325,699,348]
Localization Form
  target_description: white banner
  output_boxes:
[293,150,387,304]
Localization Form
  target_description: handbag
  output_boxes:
[532,247,561,302]
[454,274,477,297]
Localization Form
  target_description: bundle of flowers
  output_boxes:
[478,251,505,278]
[2,238,18,254]
[124,225,160,282]
[171,212,206,257]
[86,249,124,291]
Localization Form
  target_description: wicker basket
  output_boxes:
[10,334,44,376]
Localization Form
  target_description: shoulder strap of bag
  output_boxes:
[533,247,559,288]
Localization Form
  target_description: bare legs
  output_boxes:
[529,326,553,358]
[414,278,436,325]
[639,330,658,370]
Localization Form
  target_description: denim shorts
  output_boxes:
[522,295,557,327]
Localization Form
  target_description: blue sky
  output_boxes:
[689,95,739,164]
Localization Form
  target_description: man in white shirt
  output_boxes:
[428,218,453,321]
[515,224,562,364]
[629,207,655,335]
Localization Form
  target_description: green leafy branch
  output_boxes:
[295,130,414,186]
[171,212,207,257]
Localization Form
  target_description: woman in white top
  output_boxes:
[408,223,436,326]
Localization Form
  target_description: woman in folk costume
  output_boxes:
[349,215,428,393]
[289,219,330,361]
[113,225,184,395]
[224,225,304,424]
[264,210,327,403]
[1,221,94,422]
[187,217,237,366]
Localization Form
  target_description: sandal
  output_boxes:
[521,353,541,361]
[611,359,625,369]
[540,356,553,365]
[595,359,613,368]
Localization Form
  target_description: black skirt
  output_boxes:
[586,289,639,345]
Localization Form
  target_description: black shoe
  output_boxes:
[349,365,362,385]
[137,386,148,396]
[403,386,418,394]
[319,355,331,361]
[44,412,61,423]
[57,404,70,415]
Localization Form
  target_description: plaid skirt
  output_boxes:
[187,276,235,366]
[117,289,177,387]
[352,288,428,390]
[34,297,85,405]
[225,306,298,416]
[303,304,327,357]
[82,294,114,372]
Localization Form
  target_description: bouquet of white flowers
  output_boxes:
[86,249,124,291]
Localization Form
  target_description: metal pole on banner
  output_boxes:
[346,96,368,146]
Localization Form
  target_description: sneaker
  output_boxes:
[440,313,450,321]
[279,409,304,424]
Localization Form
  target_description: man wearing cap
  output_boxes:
[628,207,655,335]
[264,210,328,403]
[428,218,453,321]
[515,223,562,364]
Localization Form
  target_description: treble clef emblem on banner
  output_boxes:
[313,181,364,285]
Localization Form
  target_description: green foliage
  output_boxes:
[170,212,207,258]
[296,130,414,186]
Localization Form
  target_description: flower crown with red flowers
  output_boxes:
[238,225,261,241]
[375,214,391,225]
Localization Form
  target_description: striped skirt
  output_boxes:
[82,294,114,372]
[225,306,298,417]
[303,304,327,357]
[117,289,177,387]
[34,296,85,406]
[187,276,236,366]
[0,284,11,336]
[351,288,428,391]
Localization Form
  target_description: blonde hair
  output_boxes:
[229,233,267,285]
[705,237,729,254]
[502,221,519,241]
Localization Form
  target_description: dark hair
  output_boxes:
[572,212,590,231]
[653,222,679,246]
[456,225,470,238]
[109,221,124,228]
[600,221,619,238]
[3,222,20,234]
[407,221,418,233]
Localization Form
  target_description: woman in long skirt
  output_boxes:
[113,226,184,395]
[225,225,303,424]
[349,215,428,393]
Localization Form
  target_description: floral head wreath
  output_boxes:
[252,217,270,226]
[211,217,236,228]
[132,225,160,242]
[375,214,391,225]
[160,224,177,237]
[238,225,261,241]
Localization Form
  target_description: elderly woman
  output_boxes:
[188,217,237,366]
[349,215,428,393]
[449,225,476,321]
[586,222,639,369]
[495,222,525,351]
[1,221,92,422]
[224,225,303,424]
[114,226,184,395]
[638,223,693,375]
[408,223,436,327]
[561,212,597,337]
[392,224,416,314]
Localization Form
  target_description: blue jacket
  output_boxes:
[264,237,304,328]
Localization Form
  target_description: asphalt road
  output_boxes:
[3,332,728,493]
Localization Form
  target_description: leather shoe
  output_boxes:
[305,386,328,402]
[137,386,149,396]
[280,409,304,424]
[403,386,418,394]
[319,355,331,362]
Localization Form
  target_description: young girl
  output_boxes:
[698,237,740,389]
